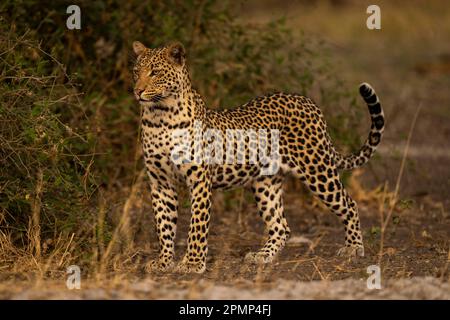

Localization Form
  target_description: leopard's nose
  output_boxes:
[134,88,144,99]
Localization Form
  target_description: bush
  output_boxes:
[0,21,96,252]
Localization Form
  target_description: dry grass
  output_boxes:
[377,104,422,267]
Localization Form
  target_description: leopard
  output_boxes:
[132,41,385,273]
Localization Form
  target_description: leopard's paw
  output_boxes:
[244,251,274,264]
[144,258,174,273]
[175,260,206,274]
[336,245,365,258]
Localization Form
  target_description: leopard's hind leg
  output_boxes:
[246,175,290,264]
[292,161,364,258]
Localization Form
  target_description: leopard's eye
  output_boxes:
[149,69,159,77]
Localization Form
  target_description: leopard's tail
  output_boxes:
[333,83,385,170]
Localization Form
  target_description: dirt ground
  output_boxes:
[1,0,449,299]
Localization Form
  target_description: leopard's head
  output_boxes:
[132,41,188,106]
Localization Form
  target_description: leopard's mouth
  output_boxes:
[139,92,165,103]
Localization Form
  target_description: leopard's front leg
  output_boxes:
[176,165,212,274]
[145,183,178,272]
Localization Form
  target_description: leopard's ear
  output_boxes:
[167,42,185,66]
[133,41,147,56]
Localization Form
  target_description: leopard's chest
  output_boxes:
[141,126,178,173]
[141,126,173,156]
[141,123,198,183]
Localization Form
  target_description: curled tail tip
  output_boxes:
[359,82,374,96]
[335,82,384,170]
[359,82,378,105]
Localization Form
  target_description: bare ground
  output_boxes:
[1,185,447,299]
[4,277,450,300]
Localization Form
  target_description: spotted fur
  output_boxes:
[132,41,385,273]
